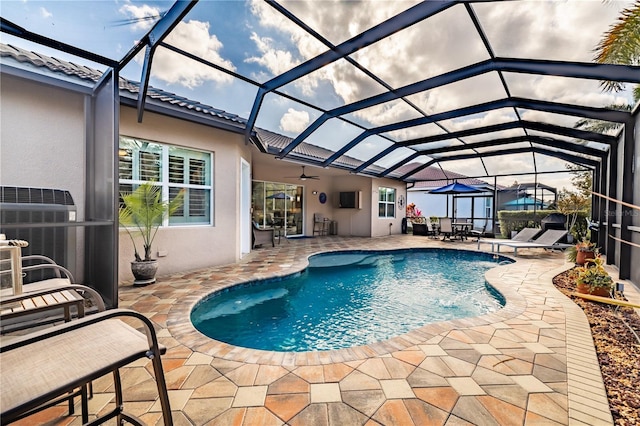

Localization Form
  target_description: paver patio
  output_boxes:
[13,235,616,425]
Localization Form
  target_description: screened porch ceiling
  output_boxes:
[2,0,638,186]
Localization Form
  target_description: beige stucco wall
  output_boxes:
[0,74,87,281]
[370,179,406,237]
[1,72,408,286]
[0,74,86,214]
[252,160,406,237]
[118,108,252,283]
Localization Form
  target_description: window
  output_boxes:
[378,187,396,218]
[119,136,213,225]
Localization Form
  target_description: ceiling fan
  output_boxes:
[286,166,319,181]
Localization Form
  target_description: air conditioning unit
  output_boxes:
[0,186,77,283]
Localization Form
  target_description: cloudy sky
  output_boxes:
[2,0,636,191]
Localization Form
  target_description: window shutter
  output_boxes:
[169,155,185,184]
[140,151,160,181]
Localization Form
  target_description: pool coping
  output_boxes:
[167,248,529,366]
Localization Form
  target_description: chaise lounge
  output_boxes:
[493,229,572,256]
[477,227,542,251]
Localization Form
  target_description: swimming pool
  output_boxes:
[191,248,511,352]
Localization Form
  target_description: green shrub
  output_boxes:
[497,210,547,238]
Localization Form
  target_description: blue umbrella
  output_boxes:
[429,182,481,194]
[266,192,291,199]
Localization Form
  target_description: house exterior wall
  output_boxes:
[369,179,406,237]
[118,107,252,283]
[0,74,86,211]
[251,164,404,237]
[250,161,335,236]
[332,175,372,236]
[0,73,88,281]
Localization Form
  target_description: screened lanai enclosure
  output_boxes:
[1,0,639,305]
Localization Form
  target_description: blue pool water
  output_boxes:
[191,249,510,352]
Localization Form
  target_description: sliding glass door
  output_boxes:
[252,181,304,237]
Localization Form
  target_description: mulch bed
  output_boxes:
[553,270,640,425]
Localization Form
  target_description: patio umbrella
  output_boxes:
[429,182,482,194]
[266,192,291,199]
[429,182,482,221]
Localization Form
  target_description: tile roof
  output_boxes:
[2,43,482,184]
[1,43,245,126]
[397,163,492,189]
[255,128,385,172]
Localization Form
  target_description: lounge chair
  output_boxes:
[0,308,172,425]
[494,229,572,256]
[477,227,541,251]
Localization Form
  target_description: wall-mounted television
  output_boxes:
[339,191,362,209]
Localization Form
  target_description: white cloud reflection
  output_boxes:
[280,108,310,133]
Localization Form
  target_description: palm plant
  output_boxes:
[576,2,639,133]
[594,1,640,92]
[119,182,184,262]
[574,103,633,132]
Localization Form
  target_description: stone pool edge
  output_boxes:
[166,249,530,366]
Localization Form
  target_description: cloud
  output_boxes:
[245,32,299,77]
[39,7,52,19]
[118,2,161,31]
[280,108,310,133]
[120,3,236,89]
[154,20,236,88]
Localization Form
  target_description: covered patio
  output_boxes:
[1,1,639,425]
[1,0,638,303]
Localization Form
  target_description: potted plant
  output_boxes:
[119,182,184,286]
[566,239,597,265]
[570,255,613,297]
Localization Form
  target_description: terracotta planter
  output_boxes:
[576,250,595,266]
[576,282,610,297]
[131,260,159,286]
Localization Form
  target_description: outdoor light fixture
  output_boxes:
[312,191,318,195]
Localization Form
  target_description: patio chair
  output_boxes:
[0,308,172,425]
[425,221,438,238]
[439,218,454,241]
[252,221,275,249]
[313,213,328,236]
[477,227,541,251]
[468,223,487,241]
[1,254,104,302]
[494,229,572,256]
[1,284,106,334]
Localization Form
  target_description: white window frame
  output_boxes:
[378,187,396,218]
[119,136,213,226]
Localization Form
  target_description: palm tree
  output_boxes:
[594,1,640,92]
[576,2,639,132]
[574,103,632,132]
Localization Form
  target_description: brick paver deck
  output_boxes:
[12,235,617,425]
